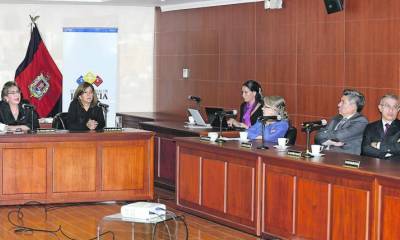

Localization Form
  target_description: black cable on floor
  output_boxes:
[6,201,115,240]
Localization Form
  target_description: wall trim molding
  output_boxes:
[160,0,263,12]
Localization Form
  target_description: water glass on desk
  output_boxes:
[115,116,122,128]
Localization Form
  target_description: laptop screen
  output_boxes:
[205,107,229,129]
[187,108,207,126]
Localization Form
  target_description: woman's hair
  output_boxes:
[1,81,20,101]
[73,82,98,108]
[264,95,288,120]
[242,80,263,104]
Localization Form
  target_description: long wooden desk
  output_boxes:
[0,129,154,205]
[175,137,400,240]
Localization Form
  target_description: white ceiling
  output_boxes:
[0,0,262,12]
[0,0,216,7]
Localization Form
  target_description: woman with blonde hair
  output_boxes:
[247,95,289,143]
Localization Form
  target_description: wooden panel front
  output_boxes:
[2,147,47,195]
[264,167,294,238]
[380,184,400,240]
[102,140,146,191]
[178,151,200,205]
[296,177,329,240]
[331,185,369,240]
[53,143,96,193]
[227,162,254,222]
[202,157,225,212]
[157,136,176,185]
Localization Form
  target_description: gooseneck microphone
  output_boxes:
[301,119,327,127]
[215,109,237,117]
[258,115,281,122]
[97,102,109,108]
[22,103,35,109]
[188,95,201,103]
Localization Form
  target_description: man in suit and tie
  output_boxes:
[362,94,400,159]
[315,89,368,155]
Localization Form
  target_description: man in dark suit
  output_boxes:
[362,94,400,159]
[315,89,368,155]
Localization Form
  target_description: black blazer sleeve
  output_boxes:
[68,99,83,131]
[362,122,386,158]
[89,106,105,130]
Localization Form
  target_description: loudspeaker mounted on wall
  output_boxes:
[324,0,344,14]
[265,0,283,9]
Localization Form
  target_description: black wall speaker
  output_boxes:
[324,0,344,14]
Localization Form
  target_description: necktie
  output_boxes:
[335,118,346,130]
[384,123,390,135]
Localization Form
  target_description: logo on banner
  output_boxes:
[76,71,103,86]
[29,73,50,99]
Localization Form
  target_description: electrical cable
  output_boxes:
[6,201,115,240]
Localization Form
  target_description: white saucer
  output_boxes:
[310,153,325,157]
[273,145,289,151]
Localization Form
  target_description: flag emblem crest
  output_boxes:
[29,73,50,99]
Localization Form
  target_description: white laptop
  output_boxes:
[187,108,208,126]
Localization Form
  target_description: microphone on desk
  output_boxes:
[258,115,281,122]
[215,110,237,117]
[22,103,35,109]
[97,102,109,108]
[188,95,201,103]
[301,119,327,127]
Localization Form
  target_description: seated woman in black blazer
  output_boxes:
[227,80,263,129]
[68,82,105,131]
[0,81,39,131]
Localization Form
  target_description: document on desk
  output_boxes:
[219,137,241,141]
[184,124,212,129]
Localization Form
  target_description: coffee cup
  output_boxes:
[188,116,195,124]
[0,123,6,132]
[311,144,324,156]
[208,132,219,142]
[239,131,248,141]
[278,138,289,148]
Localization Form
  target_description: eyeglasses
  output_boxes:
[7,90,21,95]
[381,104,400,110]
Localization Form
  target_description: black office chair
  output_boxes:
[52,112,68,129]
[285,126,297,145]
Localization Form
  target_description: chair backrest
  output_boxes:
[285,126,297,145]
[52,112,68,129]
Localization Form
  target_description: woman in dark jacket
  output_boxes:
[0,81,39,131]
[68,82,105,131]
[227,80,263,129]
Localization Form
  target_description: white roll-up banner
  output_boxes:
[63,27,118,127]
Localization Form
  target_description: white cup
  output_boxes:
[208,132,219,142]
[0,123,6,132]
[188,116,195,124]
[239,131,248,141]
[278,138,289,148]
[311,144,324,156]
[115,116,122,128]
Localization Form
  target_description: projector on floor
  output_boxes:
[121,202,166,220]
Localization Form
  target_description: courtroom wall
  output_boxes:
[0,4,154,112]
[155,0,400,144]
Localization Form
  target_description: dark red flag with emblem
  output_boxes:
[15,22,62,117]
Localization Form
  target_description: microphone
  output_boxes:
[301,119,327,127]
[22,103,35,109]
[97,102,109,108]
[188,95,201,103]
[258,115,282,122]
[215,110,237,117]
